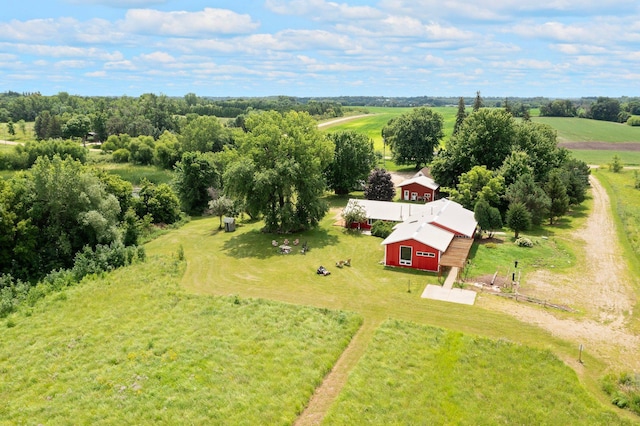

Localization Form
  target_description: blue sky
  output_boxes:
[1,0,639,98]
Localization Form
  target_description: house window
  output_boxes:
[411,192,417,201]
[404,190,409,200]
[367,218,374,225]
[400,246,412,266]
[416,251,435,258]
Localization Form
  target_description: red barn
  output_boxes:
[382,199,477,272]
[397,175,439,202]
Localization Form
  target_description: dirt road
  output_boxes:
[481,175,640,369]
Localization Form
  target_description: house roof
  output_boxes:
[382,220,454,252]
[396,175,439,190]
[381,198,477,252]
[344,199,429,223]
[422,199,477,238]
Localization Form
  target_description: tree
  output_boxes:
[473,91,483,112]
[364,168,395,201]
[430,109,517,187]
[506,202,531,239]
[325,131,376,194]
[7,120,15,136]
[15,156,121,277]
[505,173,550,226]
[590,97,621,122]
[341,201,367,228]
[453,97,467,135]
[382,107,444,169]
[499,150,533,188]
[223,111,333,232]
[447,165,504,211]
[561,158,590,204]
[474,199,502,238]
[135,179,181,225]
[209,196,235,229]
[180,115,230,153]
[174,151,219,215]
[545,169,570,225]
[62,114,91,140]
[609,155,623,173]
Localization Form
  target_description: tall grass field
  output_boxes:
[323,320,629,425]
[0,256,362,424]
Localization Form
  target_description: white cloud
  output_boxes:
[0,42,124,61]
[122,8,260,36]
[85,70,107,77]
[138,51,175,63]
[66,0,167,7]
[265,0,383,21]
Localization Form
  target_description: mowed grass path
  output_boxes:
[0,257,362,425]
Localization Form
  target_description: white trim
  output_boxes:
[399,245,412,266]
[404,190,409,200]
[416,251,435,258]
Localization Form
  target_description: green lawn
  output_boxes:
[323,320,629,425]
[0,256,361,425]
[96,163,175,185]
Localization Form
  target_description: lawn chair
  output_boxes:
[293,239,299,246]
[316,266,330,276]
[336,261,344,268]
[272,240,278,247]
[344,258,351,267]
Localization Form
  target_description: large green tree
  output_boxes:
[506,202,532,238]
[180,115,231,153]
[223,111,333,233]
[173,151,219,215]
[325,131,376,194]
[447,165,504,211]
[382,107,444,169]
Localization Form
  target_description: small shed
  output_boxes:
[223,217,236,232]
[397,175,440,202]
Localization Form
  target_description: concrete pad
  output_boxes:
[421,284,477,305]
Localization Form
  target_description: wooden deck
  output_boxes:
[439,237,474,268]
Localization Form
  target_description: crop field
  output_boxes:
[533,117,640,143]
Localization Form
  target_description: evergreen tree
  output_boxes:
[453,97,467,135]
[506,202,531,238]
[505,173,550,226]
[545,169,569,225]
[473,91,483,112]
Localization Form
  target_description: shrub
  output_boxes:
[112,148,130,163]
[515,237,533,248]
[370,220,394,239]
[627,116,640,126]
[602,372,640,415]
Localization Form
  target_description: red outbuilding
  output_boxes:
[382,199,477,272]
[397,175,439,202]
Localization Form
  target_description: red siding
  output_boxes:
[349,221,371,230]
[384,239,440,272]
[399,182,438,202]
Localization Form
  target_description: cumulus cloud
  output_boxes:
[66,0,167,7]
[265,0,383,21]
[122,8,260,36]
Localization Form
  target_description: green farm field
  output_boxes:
[533,117,640,143]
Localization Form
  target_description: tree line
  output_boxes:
[540,97,640,124]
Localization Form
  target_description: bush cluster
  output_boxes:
[602,372,640,415]
[370,220,394,239]
[627,116,640,126]
[515,237,533,248]
[1,243,145,318]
